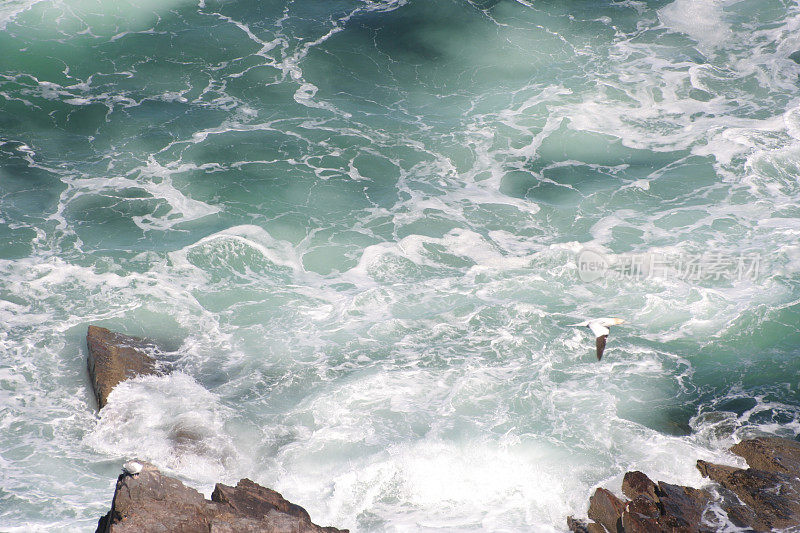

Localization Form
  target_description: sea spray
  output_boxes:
[1,0,799,530]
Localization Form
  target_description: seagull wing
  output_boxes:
[595,335,608,360]
[596,317,625,327]
[588,321,611,360]
[588,322,610,338]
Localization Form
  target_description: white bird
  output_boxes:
[568,318,625,360]
[122,460,144,476]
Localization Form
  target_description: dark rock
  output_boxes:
[697,457,800,530]
[696,460,768,530]
[621,471,659,503]
[212,479,319,526]
[571,480,714,533]
[656,481,712,532]
[87,326,159,409]
[566,516,590,532]
[578,482,714,533]
[569,437,800,533]
[96,461,347,533]
[722,502,765,531]
[587,523,606,533]
[620,496,661,532]
[588,487,625,533]
[566,516,606,533]
[731,437,800,475]
[626,495,660,519]
[695,460,738,485]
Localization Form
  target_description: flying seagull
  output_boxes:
[568,318,625,360]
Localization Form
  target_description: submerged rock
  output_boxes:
[569,436,800,532]
[96,461,347,533]
[86,325,159,409]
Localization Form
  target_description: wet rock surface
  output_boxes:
[86,325,159,409]
[698,438,800,531]
[96,462,347,533]
[621,471,658,503]
[730,436,800,475]
[587,487,625,532]
[569,436,800,532]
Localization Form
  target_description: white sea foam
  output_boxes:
[253,364,740,530]
[170,224,303,273]
[0,0,56,29]
[658,0,734,52]
[3,0,800,529]
[84,373,241,485]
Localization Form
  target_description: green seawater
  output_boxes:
[1,0,800,530]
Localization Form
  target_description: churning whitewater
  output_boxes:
[1,0,800,530]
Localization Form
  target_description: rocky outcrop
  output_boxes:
[86,325,159,409]
[587,488,625,532]
[568,436,800,532]
[570,473,713,533]
[729,436,800,475]
[96,461,347,533]
[697,437,800,531]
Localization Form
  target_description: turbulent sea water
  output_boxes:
[2,0,800,530]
